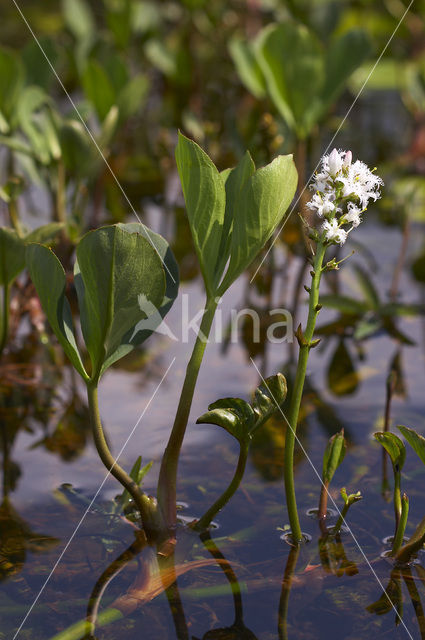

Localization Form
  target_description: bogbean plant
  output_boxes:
[26,132,298,542]
[20,134,425,566]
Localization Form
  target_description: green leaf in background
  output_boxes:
[0,228,26,286]
[0,47,25,122]
[374,432,406,471]
[218,153,297,293]
[82,60,116,122]
[319,294,369,315]
[327,339,359,396]
[197,398,256,446]
[26,223,65,245]
[117,75,149,122]
[322,429,346,484]
[255,23,324,138]
[26,244,89,380]
[397,425,425,467]
[229,37,267,100]
[59,120,98,177]
[175,132,226,296]
[62,0,95,43]
[322,29,370,109]
[22,37,58,91]
[74,224,166,379]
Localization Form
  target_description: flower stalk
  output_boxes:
[391,493,409,556]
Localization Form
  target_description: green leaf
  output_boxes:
[374,432,406,471]
[197,398,255,445]
[397,425,425,467]
[353,265,379,309]
[117,75,149,121]
[319,294,369,315]
[229,37,267,99]
[74,224,167,379]
[26,244,88,380]
[0,228,26,286]
[218,153,297,293]
[175,132,226,296]
[62,0,95,42]
[22,37,58,91]
[82,60,116,122]
[322,29,370,109]
[0,47,25,121]
[255,23,324,138]
[26,223,65,245]
[322,429,346,484]
[252,373,287,422]
[327,339,359,396]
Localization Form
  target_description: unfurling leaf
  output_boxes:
[322,430,346,484]
[374,432,406,471]
[197,373,288,445]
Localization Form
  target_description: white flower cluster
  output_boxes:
[306,149,383,245]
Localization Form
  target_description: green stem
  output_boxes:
[283,242,327,542]
[9,200,24,238]
[396,515,425,565]
[86,382,158,537]
[193,442,249,532]
[0,284,10,357]
[157,297,218,533]
[391,493,409,556]
[56,160,67,225]
[333,502,350,536]
[394,469,402,534]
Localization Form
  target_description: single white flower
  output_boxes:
[343,203,363,227]
[343,150,352,169]
[306,193,336,217]
[322,219,347,245]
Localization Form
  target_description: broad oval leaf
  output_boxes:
[197,398,255,445]
[322,429,346,484]
[74,224,168,379]
[397,425,425,467]
[26,244,88,380]
[229,37,267,99]
[374,432,406,471]
[175,132,226,296]
[26,223,64,245]
[0,228,26,286]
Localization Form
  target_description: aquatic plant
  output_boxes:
[284,148,383,542]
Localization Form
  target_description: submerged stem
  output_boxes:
[157,297,218,534]
[283,242,327,542]
[86,383,158,537]
[193,442,249,532]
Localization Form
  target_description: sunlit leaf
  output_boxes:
[397,425,425,467]
[374,432,406,471]
[62,0,95,42]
